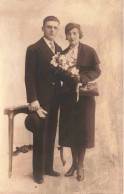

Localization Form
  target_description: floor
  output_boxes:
[0,128,123,194]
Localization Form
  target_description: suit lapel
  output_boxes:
[38,37,54,63]
[55,42,61,53]
[38,38,62,64]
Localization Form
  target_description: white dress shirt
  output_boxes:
[43,37,55,53]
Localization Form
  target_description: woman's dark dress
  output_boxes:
[58,42,101,148]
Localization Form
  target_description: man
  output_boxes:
[25,16,62,184]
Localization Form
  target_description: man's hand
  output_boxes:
[28,100,48,118]
[37,108,47,118]
[28,100,40,111]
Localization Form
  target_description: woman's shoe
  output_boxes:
[77,168,84,181]
[65,165,77,177]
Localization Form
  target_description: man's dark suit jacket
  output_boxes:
[25,37,62,107]
[25,37,62,178]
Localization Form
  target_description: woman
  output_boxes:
[58,23,101,181]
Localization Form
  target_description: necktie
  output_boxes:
[49,42,55,53]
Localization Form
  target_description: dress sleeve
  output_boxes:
[55,67,75,83]
[80,48,101,84]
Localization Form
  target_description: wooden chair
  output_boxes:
[4,105,66,178]
[4,105,29,178]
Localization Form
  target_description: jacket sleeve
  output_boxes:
[55,67,72,81]
[80,48,101,84]
[25,46,38,103]
[55,67,79,85]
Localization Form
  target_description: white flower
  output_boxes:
[60,61,66,67]
[59,55,67,64]
[54,52,60,58]
[59,55,66,60]
[52,55,57,60]
[51,59,58,67]
[62,64,68,70]
[68,61,74,67]
[70,67,79,75]
[59,60,66,66]
[67,57,74,63]
[58,57,67,67]
[51,52,61,67]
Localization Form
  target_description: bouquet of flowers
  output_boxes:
[51,52,82,101]
[51,52,79,75]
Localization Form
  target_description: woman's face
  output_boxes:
[66,28,80,47]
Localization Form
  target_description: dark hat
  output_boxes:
[65,23,83,39]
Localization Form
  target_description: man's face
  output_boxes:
[66,28,80,47]
[42,21,59,41]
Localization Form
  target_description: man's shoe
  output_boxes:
[45,170,60,176]
[65,166,77,177]
[34,177,44,184]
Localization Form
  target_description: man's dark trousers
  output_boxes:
[25,96,59,179]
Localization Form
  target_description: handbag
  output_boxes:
[79,82,99,96]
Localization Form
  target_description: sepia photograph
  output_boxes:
[0,0,123,193]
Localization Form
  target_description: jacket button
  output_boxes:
[52,83,55,85]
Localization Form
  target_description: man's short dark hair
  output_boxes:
[43,16,60,26]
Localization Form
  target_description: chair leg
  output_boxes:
[8,112,14,178]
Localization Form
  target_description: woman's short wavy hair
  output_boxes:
[65,23,83,39]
